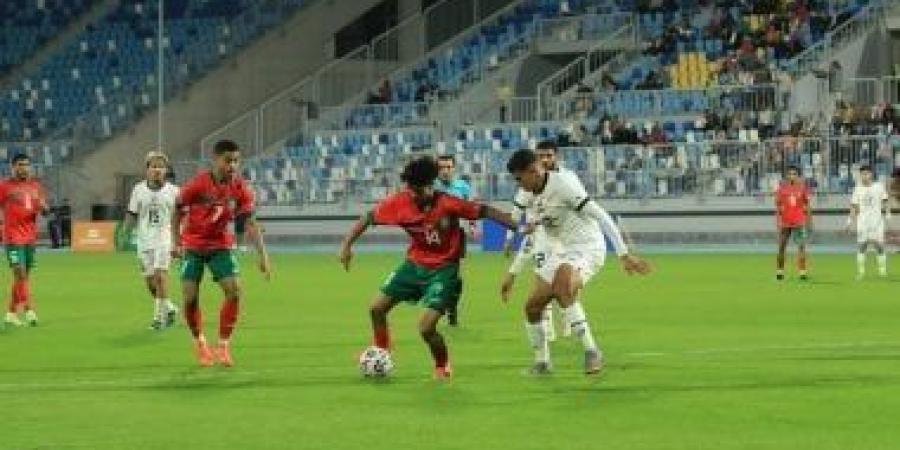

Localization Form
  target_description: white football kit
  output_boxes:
[851,182,888,244]
[127,181,180,276]
[512,170,628,284]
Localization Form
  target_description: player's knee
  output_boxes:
[369,302,388,319]
[419,327,439,342]
[524,301,544,321]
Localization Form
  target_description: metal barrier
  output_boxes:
[782,0,886,76]
[235,135,900,206]
[537,13,629,45]
[536,18,638,121]
[843,76,900,107]
[202,0,531,153]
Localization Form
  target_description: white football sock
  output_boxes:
[562,302,599,353]
[857,252,866,275]
[878,253,887,275]
[542,304,556,341]
[154,299,165,321]
[525,321,550,363]
[165,299,178,313]
[558,303,572,336]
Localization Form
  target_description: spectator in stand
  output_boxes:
[378,80,393,104]
[647,124,668,145]
[496,78,513,123]
[601,73,618,92]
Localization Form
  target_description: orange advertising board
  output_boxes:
[72,221,116,252]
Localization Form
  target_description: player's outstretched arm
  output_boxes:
[478,205,517,230]
[503,209,527,258]
[581,200,652,275]
[244,216,271,281]
[338,212,372,272]
[846,203,859,234]
[170,207,183,259]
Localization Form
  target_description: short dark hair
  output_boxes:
[401,156,439,188]
[11,153,28,164]
[859,164,873,173]
[535,140,558,153]
[785,165,801,175]
[437,155,455,165]
[213,140,240,155]
[507,149,537,173]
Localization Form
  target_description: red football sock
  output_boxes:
[184,302,203,339]
[8,280,17,313]
[19,279,30,310]
[373,324,391,350]
[218,299,239,341]
[433,346,449,369]
[9,279,26,313]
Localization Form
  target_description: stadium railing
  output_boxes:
[781,0,886,76]
[203,0,533,155]
[234,135,899,207]
[842,76,900,107]
[536,12,630,46]
[536,16,638,120]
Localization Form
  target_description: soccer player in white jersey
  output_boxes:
[505,149,651,375]
[502,141,578,340]
[123,151,180,330]
[846,165,891,279]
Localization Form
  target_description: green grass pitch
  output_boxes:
[1,251,900,449]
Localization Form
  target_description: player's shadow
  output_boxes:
[105,330,169,349]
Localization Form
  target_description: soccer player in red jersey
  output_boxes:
[172,140,272,367]
[0,154,47,327]
[775,165,812,281]
[339,156,516,379]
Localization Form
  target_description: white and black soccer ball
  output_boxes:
[358,346,394,378]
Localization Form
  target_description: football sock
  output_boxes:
[798,254,807,272]
[431,341,449,369]
[373,324,391,349]
[154,299,165,321]
[878,253,887,274]
[219,299,239,341]
[857,252,866,275]
[526,321,550,363]
[562,302,599,353]
[185,302,202,338]
[7,280,17,313]
[542,304,555,341]
[165,299,178,312]
[12,279,28,311]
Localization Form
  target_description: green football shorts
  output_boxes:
[380,260,460,313]
[6,245,35,270]
[180,249,239,282]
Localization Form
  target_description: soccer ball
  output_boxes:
[358,346,394,378]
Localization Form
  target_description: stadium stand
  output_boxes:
[0,0,306,146]
[0,0,96,73]
[242,0,894,207]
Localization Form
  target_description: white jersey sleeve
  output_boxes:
[127,183,141,215]
[580,200,629,256]
[508,235,533,275]
[851,186,861,206]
